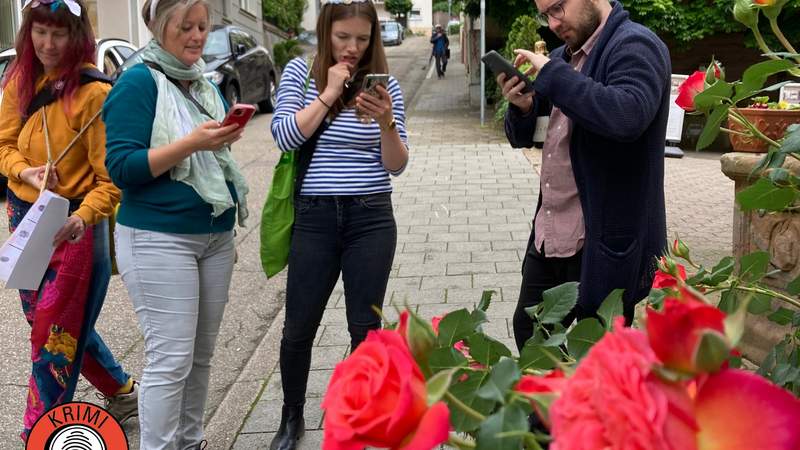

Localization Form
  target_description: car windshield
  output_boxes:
[382,23,398,33]
[203,29,229,56]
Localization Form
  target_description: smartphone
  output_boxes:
[481,50,535,94]
[361,74,390,98]
[221,103,256,128]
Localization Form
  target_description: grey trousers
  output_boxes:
[115,224,235,450]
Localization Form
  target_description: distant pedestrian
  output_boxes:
[430,24,449,79]
[498,0,670,350]
[103,0,249,448]
[269,0,409,448]
[0,0,137,441]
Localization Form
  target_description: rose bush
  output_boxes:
[320,238,800,449]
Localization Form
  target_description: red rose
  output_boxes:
[675,71,707,112]
[322,329,451,450]
[515,370,566,395]
[646,298,728,374]
[549,319,697,450]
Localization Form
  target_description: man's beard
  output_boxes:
[564,0,601,51]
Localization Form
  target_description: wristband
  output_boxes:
[317,95,331,109]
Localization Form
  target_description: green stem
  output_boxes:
[768,17,799,59]
[703,283,800,309]
[720,127,752,138]
[753,26,781,61]
[447,433,476,449]
[735,285,800,309]
[445,391,487,422]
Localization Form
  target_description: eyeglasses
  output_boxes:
[535,0,566,27]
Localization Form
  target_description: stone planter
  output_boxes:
[720,153,800,363]
[728,108,800,153]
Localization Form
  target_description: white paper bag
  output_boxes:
[0,190,69,290]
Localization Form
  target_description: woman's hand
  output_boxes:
[183,121,244,152]
[356,85,394,129]
[322,62,353,103]
[53,215,86,247]
[20,165,59,191]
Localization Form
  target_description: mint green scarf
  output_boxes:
[140,40,249,226]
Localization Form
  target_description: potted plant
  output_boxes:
[675,0,800,154]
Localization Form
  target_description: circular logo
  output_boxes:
[26,402,128,450]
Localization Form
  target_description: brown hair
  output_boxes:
[313,1,387,118]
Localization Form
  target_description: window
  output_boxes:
[409,9,422,21]
[239,0,258,15]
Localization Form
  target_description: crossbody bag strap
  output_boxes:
[144,61,216,120]
[22,68,112,126]
[295,56,329,194]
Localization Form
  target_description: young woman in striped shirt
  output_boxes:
[269,0,408,448]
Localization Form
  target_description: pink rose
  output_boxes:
[549,319,697,450]
[646,298,728,374]
[322,329,451,450]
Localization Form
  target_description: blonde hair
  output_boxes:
[141,0,208,43]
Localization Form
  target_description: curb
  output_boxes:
[205,306,286,449]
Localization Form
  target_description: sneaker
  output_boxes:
[97,380,139,423]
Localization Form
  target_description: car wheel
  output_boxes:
[225,83,240,107]
[258,75,276,113]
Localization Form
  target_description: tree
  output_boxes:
[263,0,307,34]
[384,0,413,27]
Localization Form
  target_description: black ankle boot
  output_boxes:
[269,404,305,450]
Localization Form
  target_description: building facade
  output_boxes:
[0,0,264,50]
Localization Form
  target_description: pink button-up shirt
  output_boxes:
[534,17,608,258]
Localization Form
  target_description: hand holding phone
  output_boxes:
[481,50,534,94]
[221,103,256,129]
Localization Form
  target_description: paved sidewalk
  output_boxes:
[231,41,734,449]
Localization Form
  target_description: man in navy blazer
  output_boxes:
[498,0,670,350]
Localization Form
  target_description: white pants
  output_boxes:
[115,224,235,450]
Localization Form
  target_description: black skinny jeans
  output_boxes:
[280,193,397,406]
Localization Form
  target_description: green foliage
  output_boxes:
[433,0,449,13]
[502,15,541,59]
[384,0,413,18]
[263,0,306,34]
[448,23,461,35]
[272,39,303,71]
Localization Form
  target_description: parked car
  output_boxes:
[0,39,137,189]
[202,25,278,112]
[381,21,404,46]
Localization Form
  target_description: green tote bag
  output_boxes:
[260,61,314,278]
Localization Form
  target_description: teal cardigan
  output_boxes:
[103,63,236,234]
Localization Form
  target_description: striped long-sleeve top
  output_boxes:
[270,57,409,195]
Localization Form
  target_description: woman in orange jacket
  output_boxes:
[0,0,137,440]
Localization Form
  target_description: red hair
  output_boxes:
[2,0,96,116]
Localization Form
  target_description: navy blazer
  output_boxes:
[505,2,671,316]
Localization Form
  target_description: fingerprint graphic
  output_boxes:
[49,425,106,450]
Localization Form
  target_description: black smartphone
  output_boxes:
[481,50,535,94]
